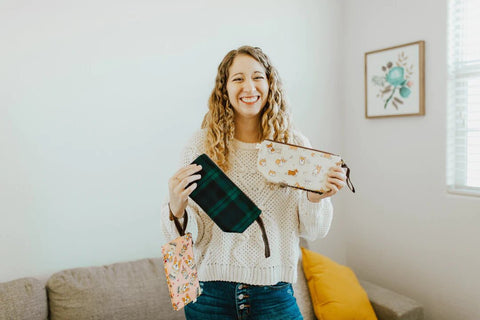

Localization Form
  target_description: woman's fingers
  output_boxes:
[172,165,202,192]
[329,166,346,177]
[327,166,346,190]
[173,164,202,182]
[169,165,201,188]
[328,176,345,189]
[174,174,201,196]
[180,182,198,199]
[325,181,338,194]
[168,164,203,217]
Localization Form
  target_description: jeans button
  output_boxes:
[239,304,245,310]
[238,294,244,300]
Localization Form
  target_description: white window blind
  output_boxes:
[447,0,480,195]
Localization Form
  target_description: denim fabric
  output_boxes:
[184,281,303,320]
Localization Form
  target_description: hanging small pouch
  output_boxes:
[186,153,270,258]
[161,214,202,311]
[257,139,355,194]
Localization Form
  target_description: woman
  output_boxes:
[161,46,347,319]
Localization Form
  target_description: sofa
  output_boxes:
[0,255,423,320]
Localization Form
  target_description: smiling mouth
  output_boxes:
[240,96,260,104]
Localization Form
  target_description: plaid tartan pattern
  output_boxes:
[188,154,262,233]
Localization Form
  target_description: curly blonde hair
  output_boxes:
[201,46,293,171]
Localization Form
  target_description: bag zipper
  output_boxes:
[263,139,340,157]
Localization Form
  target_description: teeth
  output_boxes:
[241,96,259,103]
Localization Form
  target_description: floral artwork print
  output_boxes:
[365,41,424,118]
[371,51,415,110]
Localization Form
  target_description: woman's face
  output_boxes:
[226,54,269,121]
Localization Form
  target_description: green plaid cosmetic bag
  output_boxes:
[188,154,270,258]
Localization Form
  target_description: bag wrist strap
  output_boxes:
[341,162,356,193]
[169,204,188,236]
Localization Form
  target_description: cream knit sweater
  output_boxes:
[160,129,333,286]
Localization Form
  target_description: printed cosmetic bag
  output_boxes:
[257,140,355,194]
[161,233,201,311]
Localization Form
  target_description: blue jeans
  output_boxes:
[184,281,303,320]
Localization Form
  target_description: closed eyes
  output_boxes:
[231,76,265,82]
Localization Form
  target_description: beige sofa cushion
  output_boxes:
[46,258,185,320]
[0,277,48,320]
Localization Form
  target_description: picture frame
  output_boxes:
[364,41,425,118]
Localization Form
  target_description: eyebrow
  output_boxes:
[230,70,266,78]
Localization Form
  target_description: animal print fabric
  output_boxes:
[257,140,343,194]
[161,233,202,311]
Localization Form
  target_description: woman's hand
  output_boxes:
[307,165,347,202]
[168,164,202,218]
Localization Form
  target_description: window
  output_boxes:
[447,0,480,195]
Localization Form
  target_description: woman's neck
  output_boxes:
[234,117,261,143]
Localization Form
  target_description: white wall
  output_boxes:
[3,1,479,319]
[0,0,344,282]
[341,0,480,319]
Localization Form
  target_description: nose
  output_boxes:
[242,78,256,93]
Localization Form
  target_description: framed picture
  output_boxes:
[365,41,425,118]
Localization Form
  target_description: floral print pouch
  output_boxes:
[161,233,201,311]
[257,139,355,194]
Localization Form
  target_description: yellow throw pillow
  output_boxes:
[301,247,377,320]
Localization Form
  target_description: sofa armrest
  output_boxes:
[359,280,423,320]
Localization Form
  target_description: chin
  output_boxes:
[241,108,262,117]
